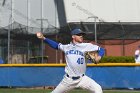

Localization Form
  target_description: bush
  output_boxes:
[100,56,135,63]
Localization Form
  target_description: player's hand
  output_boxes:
[36,32,45,40]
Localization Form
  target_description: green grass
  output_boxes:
[0,88,140,93]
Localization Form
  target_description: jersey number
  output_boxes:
[77,58,84,64]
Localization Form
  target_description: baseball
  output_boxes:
[37,32,42,38]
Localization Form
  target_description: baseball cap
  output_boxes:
[71,29,86,35]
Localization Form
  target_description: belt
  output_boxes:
[66,74,84,80]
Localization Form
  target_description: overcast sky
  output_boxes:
[0,0,59,28]
[1,0,140,28]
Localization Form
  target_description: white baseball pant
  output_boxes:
[51,75,103,93]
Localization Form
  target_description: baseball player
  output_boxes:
[36,28,105,93]
[135,45,140,63]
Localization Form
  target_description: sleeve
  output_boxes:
[43,38,59,49]
[98,47,105,57]
[84,43,105,57]
[58,43,65,52]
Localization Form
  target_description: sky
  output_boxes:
[1,0,140,28]
[0,0,59,28]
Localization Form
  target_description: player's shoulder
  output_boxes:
[81,43,98,47]
[58,43,71,50]
[58,43,71,48]
[81,43,99,51]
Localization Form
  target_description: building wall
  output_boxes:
[45,45,64,63]
[44,40,140,63]
[103,40,140,56]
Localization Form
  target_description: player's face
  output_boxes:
[72,34,84,43]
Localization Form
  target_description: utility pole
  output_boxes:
[36,18,48,63]
[88,16,98,44]
[119,20,125,56]
[8,0,13,63]
[94,17,98,44]
[36,0,48,63]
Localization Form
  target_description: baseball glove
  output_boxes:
[85,51,101,64]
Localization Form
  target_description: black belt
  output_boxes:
[66,74,84,80]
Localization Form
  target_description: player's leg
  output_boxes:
[51,75,78,93]
[51,82,74,93]
[78,75,103,93]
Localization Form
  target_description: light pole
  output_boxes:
[36,18,47,63]
[8,0,13,63]
[88,16,98,44]
[36,0,45,63]
[94,17,98,44]
[119,20,125,56]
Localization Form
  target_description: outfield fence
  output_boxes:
[0,63,140,89]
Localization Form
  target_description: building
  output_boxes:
[0,0,140,63]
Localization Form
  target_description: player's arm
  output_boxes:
[98,47,105,57]
[95,47,105,62]
[43,38,59,49]
[36,32,59,49]
[85,46,105,63]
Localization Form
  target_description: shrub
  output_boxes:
[100,56,135,63]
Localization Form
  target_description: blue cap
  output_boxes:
[71,29,85,35]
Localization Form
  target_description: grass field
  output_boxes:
[0,88,140,93]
